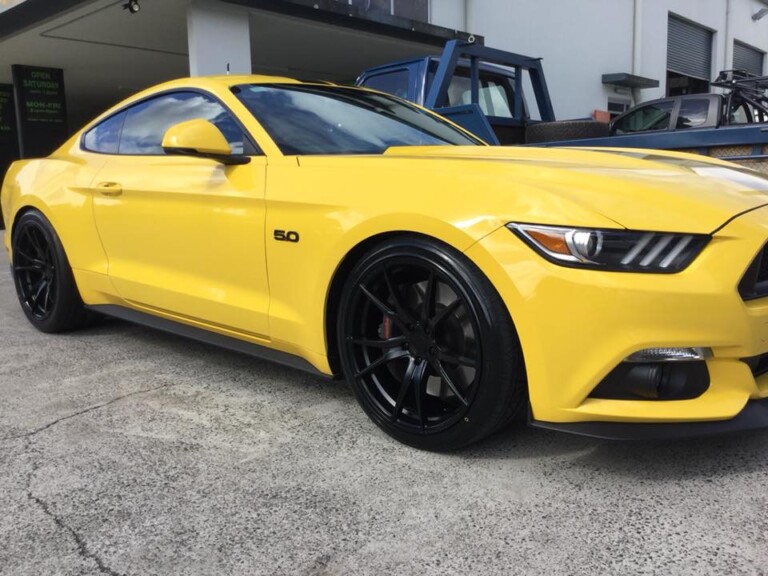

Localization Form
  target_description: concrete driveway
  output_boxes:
[1,264,767,576]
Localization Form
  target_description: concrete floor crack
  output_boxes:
[23,438,125,576]
[1,382,179,441]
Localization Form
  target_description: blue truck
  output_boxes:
[355,40,768,173]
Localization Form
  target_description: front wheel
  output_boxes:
[337,237,526,451]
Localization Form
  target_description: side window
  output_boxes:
[361,70,410,99]
[676,99,710,129]
[119,92,248,155]
[82,112,127,154]
[730,102,751,125]
[446,73,514,118]
[426,63,518,119]
[730,101,767,125]
[613,101,674,134]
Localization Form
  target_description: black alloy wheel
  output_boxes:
[12,211,87,333]
[338,236,526,451]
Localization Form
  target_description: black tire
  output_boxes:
[526,120,610,144]
[337,236,526,451]
[11,210,87,333]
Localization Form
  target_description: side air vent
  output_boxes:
[739,243,768,301]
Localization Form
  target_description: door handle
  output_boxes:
[96,182,123,196]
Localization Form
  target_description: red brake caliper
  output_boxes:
[382,315,392,339]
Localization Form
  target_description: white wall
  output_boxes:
[429,0,466,30]
[188,0,251,76]
[430,0,768,120]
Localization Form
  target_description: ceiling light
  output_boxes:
[123,0,140,14]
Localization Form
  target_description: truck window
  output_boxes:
[730,100,768,125]
[360,69,410,99]
[446,75,513,118]
[613,101,674,134]
[676,99,710,129]
[427,65,517,119]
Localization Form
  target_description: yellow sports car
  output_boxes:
[3,76,768,450]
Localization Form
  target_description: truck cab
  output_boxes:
[357,57,526,144]
[611,91,768,135]
[355,40,557,145]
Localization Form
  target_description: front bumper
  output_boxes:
[466,205,768,433]
[530,397,768,440]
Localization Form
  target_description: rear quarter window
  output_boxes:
[82,112,126,154]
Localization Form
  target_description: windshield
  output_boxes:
[232,84,481,155]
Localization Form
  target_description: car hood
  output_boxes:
[384,145,768,233]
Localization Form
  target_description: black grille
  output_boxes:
[739,244,768,300]
[743,353,768,378]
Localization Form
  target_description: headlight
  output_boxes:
[507,223,710,273]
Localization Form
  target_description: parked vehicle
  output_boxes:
[542,70,768,172]
[358,42,768,172]
[5,75,768,449]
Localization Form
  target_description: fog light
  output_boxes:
[589,361,710,401]
[625,347,712,363]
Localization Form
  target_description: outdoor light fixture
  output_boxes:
[752,8,768,21]
[123,0,140,14]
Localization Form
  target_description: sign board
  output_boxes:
[12,65,69,158]
[0,84,19,228]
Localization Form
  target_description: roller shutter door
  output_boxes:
[667,15,713,80]
[734,41,764,76]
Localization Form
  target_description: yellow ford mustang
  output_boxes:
[3,75,768,450]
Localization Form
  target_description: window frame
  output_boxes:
[80,88,262,157]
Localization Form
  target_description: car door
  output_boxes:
[89,91,270,338]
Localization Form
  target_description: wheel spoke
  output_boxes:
[432,358,469,407]
[349,335,407,349]
[383,267,418,327]
[359,284,396,317]
[422,271,435,325]
[359,283,411,332]
[391,358,416,422]
[437,350,477,369]
[391,358,429,423]
[383,268,406,315]
[43,283,53,310]
[31,278,48,304]
[25,228,45,259]
[413,368,425,429]
[354,348,409,379]
[430,299,462,328]
[14,248,44,265]
[13,265,45,272]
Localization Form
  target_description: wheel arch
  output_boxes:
[322,228,527,383]
[9,203,56,258]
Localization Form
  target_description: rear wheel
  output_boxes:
[337,237,526,451]
[12,211,87,333]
